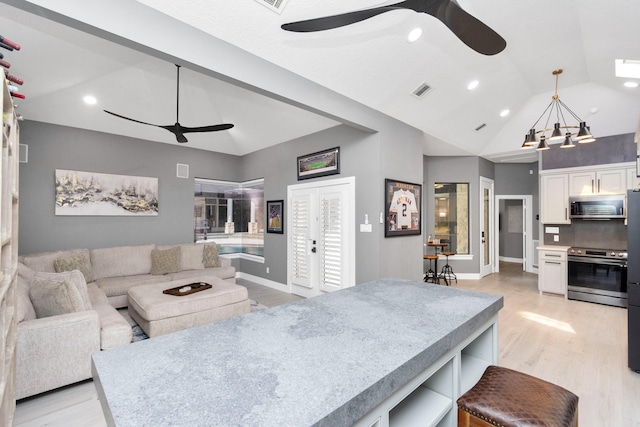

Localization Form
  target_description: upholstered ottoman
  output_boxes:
[127,277,250,338]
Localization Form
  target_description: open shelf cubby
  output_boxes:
[354,316,498,427]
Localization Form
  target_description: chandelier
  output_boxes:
[521,69,595,151]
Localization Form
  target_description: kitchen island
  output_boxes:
[92,279,503,427]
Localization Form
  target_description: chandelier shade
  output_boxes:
[522,69,595,151]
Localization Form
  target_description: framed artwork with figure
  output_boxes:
[266,200,284,234]
[385,179,422,237]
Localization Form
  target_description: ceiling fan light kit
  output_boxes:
[522,69,595,151]
[104,64,234,143]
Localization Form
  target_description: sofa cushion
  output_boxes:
[54,251,94,283]
[17,264,37,323]
[150,246,182,275]
[203,243,221,268]
[23,248,91,274]
[29,277,87,318]
[91,244,156,280]
[94,274,172,298]
[32,270,92,311]
[180,244,205,271]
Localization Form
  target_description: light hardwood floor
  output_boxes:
[14,265,640,426]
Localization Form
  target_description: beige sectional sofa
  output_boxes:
[21,242,237,308]
[16,242,239,399]
[16,265,132,400]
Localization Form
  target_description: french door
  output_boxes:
[480,177,494,278]
[288,177,355,297]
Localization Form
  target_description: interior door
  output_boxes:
[480,178,494,277]
[288,177,355,297]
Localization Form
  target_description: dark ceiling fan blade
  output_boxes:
[180,123,235,133]
[281,0,506,55]
[281,6,402,32]
[431,1,506,55]
[104,110,163,128]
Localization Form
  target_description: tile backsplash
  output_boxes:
[542,219,627,249]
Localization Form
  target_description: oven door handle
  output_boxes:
[567,256,627,267]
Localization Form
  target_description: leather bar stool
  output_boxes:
[423,255,439,283]
[457,365,579,427]
[438,251,457,286]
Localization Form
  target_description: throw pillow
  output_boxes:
[54,251,94,283]
[17,264,37,323]
[150,246,182,275]
[180,244,204,271]
[29,278,87,319]
[202,243,221,268]
[33,270,92,311]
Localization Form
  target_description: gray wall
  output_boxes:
[494,162,540,239]
[19,119,424,285]
[19,120,241,254]
[423,156,495,274]
[540,133,635,170]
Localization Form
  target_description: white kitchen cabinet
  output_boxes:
[627,167,639,190]
[540,174,570,224]
[538,247,568,296]
[569,169,626,195]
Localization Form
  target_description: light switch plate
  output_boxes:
[360,224,372,233]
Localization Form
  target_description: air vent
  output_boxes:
[475,123,487,131]
[411,82,432,99]
[254,0,289,14]
[176,163,189,179]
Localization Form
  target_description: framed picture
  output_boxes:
[55,169,158,216]
[385,179,422,237]
[297,147,340,180]
[266,200,284,234]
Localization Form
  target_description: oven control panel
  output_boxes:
[568,247,628,259]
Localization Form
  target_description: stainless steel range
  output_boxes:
[567,247,628,308]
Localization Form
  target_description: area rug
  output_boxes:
[118,299,268,343]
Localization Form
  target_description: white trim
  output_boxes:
[236,272,288,292]
[494,195,534,274]
[221,253,265,263]
[499,256,523,263]
[480,177,495,278]
[539,161,635,175]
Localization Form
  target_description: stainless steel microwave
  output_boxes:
[569,195,626,219]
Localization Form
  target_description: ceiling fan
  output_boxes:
[281,0,506,56]
[104,64,234,143]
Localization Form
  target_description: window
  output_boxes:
[194,178,264,258]
[434,183,469,254]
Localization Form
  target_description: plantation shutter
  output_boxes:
[291,192,312,289]
[319,189,344,292]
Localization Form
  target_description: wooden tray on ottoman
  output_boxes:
[163,282,212,296]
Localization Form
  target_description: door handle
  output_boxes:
[311,247,316,253]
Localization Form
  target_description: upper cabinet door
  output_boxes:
[628,167,639,191]
[569,169,626,196]
[541,174,570,224]
[597,169,626,194]
[569,171,596,195]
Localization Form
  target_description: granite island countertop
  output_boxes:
[92,278,503,427]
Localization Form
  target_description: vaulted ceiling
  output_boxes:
[1,0,639,162]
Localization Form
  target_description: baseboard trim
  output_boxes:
[236,272,289,292]
[499,256,523,263]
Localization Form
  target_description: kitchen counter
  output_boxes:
[92,279,503,427]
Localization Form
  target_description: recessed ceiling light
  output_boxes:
[499,109,510,117]
[624,81,639,88]
[407,27,422,42]
[83,95,97,105]
[467,80,479,90]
